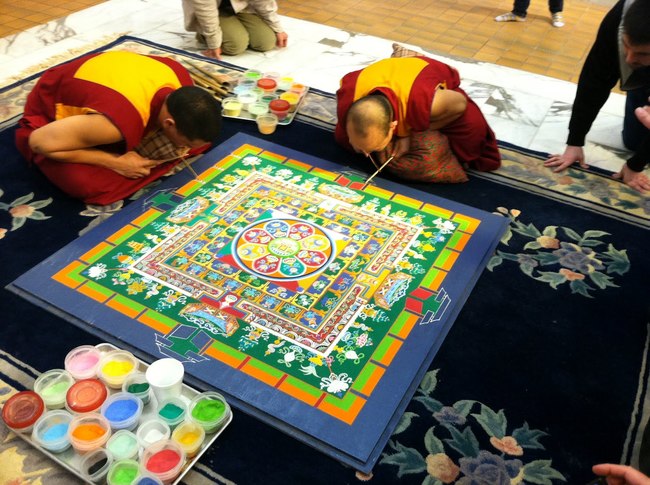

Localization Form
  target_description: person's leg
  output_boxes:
[549,0,565,27]
[623,87,648,151]
[384,129,468,183]
[549,0,563,13]
[236,12,276,52]
[32,155,184,205]
[512,0,531,17]
[441,93,501,172]
[219,12,249,56]
[495,0,529,22]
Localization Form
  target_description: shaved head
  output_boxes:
[346,95,393,137]
[345,95,396,155]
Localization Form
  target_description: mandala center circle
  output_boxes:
[268,237,300,257]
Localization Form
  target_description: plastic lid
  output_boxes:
[67,379,108,413]
[2,391,45,429]
[269,99,290,111]
[257,78,277,90]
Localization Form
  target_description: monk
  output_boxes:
[335,56,500,183]
[15,50,222,205]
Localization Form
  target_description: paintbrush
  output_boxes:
[184,59,233,89]
[361,155,394,190]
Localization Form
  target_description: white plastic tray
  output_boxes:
[222,87,309,126]
[14,342,232,484]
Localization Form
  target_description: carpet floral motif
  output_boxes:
[0,189,52,238]
[379,369,565,484]
[487,207,630,297]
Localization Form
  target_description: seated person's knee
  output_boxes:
[221,33,249,56]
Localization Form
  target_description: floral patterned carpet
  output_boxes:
[1,37,649,485]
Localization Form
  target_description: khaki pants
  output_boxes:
[220,12,276,55]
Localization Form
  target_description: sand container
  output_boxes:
[34,369,75,409]
[171,419,205,458]
[136,418,171,449]
[187,391,231,434]
[122,372,151,405]
[97,350,137,390]
[101,392,143,431]
[66,378,108,414]
[31,409,73,453]
[79,447,113,483]
[65,345,102,380]
[142,439,186,484]
[107,459,141,485]
[156,397,186,430]
[68,412,112,454]
[2,390,45,433]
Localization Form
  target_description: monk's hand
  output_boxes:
[544,145,588,172]
[202,47,222,60]
[613,164,650,193]
[276,32,288,48]
[113,151,158,179]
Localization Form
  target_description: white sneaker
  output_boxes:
[495,12,526,22]
[552,12,565,27]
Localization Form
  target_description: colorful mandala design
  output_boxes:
[232,218,335,280]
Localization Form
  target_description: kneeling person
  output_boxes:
[16,51,222,205]
[335,56,500,183]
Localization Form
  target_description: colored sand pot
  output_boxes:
[256,77,277,93]
[107,459,140,485]
[243,69,262,81]
[222,97,242,117]
[277,76,293,90]
[268,99,290,121]
[136,418,171,448]
[66,378,108,414]
[236,91,257,111]
[97,350,138,389]
[34,369,75,409]
[122,372,151,405]
[142,439,186,484]
[133,472,164,485]
[79,447,113,483]
[259,93,278,105]
[145,358,184,403]
[256,113,278,135]
[31,410,73,453]
[156,396,186,429]
[188,391,230,434]
[2,390,44,433]
[68,412,112,453]
[101,392,143,431]
[279,91,300,113]
[107,429,140,460]
[171,419,205,458]
[65,344,102,380]
[247,102,269,118]
[289,82,307,96]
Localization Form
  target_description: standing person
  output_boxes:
[495,0,565,27]
[182,0,288,60]
[335,55,501,184]
[543,0,650,193]
[15,50,222,205]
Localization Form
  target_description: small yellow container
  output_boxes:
[171,420,205,458]
[280,92,300,113]
[222,97,242,117]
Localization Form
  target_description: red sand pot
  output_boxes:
[268,99,290,121]
[66,378,108,413]
[2,390,44,432]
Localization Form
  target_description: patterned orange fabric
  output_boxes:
[386,128,468,183]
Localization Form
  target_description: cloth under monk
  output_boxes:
[15,51,212,205]
[335,56,501,174]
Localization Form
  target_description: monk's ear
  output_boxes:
[162,117,176,130]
